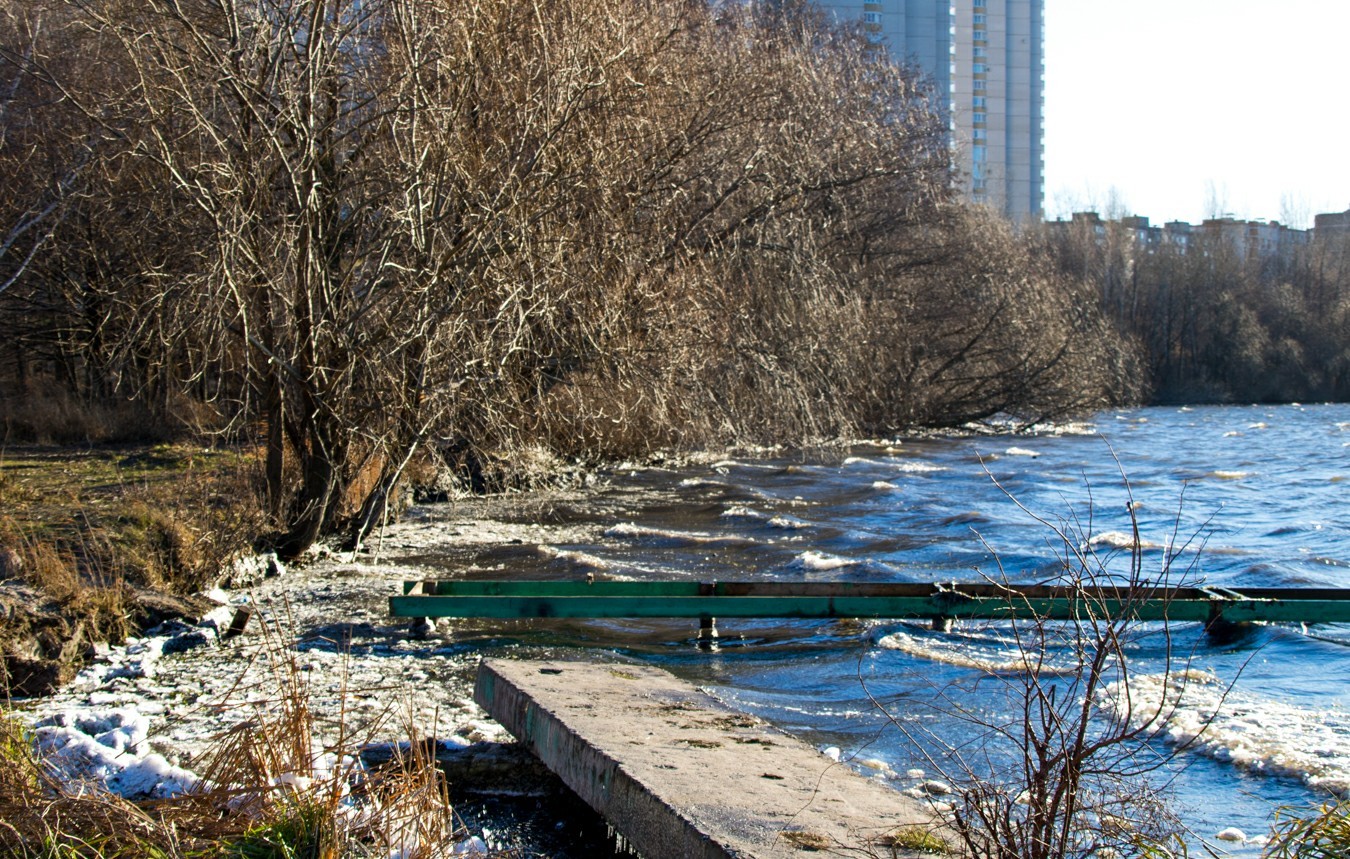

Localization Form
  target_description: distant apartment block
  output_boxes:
[1314,208,1350,238]
[1048,212,1340,262]
[813,0,1045,222]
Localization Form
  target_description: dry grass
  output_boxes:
[1,619,473,858]
[1267,798,1350,859]
[0,388,173,447]
[1,442,267,696]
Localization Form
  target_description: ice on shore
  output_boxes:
[33,706,200,800]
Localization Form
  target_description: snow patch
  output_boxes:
[33,706,200,799]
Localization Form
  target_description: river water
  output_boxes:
[434,403,1350,853]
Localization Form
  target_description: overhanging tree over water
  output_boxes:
[0,0,1136,556]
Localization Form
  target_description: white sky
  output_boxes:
[1043,0,1350,229]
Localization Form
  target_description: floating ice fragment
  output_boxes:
[1215,827,1246,842]
[452,835,489,855]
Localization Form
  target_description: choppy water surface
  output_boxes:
[447,404,1350,852]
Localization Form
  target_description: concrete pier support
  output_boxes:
[475,658,936,858]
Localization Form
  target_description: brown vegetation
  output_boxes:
[0,445,261,695]
[0,0,1136,567]
[1039,217,1350,404]
[0,620,465,857]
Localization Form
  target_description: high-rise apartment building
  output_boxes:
[813,0,1045,221]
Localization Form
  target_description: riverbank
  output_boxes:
[0,443,267,697]
[7,406,1350,855]
[4,484,645,855]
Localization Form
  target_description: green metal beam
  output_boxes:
[390,580,1350,625]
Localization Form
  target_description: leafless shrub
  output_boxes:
[868,475,1221,859]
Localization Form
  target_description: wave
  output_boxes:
[790,551,855,571]
[874,629,1062,674]
[1005,447,1040,457]
[1099,671,1350,796]
[536,545,609,571]
[940,511,989,527]
[768,515,812,531]
[1088,531,1166,551]
[678,477,730,489]
[892,461,948,474]
[603,522,755,547]
[711,459,779,471]
[721,505,767,521]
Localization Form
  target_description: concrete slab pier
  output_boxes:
[474,658,938,858]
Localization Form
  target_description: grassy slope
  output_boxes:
[0,443,264,696]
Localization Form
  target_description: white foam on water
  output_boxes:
[1087,531,1166,551]
[768,515,811,530]
[536,545,609,571]
[1099,670,1350,795]
[603,522,754,547]
[875,630,1046,674]
[711,459,777,471]
[678,477,731,489]
[1005,447,1040,457]
[892,461,948,473]
[1207,470,1255,480]
[843,456,883,466]
[1048,421,1099,436]
[1223,431,1242,438]
[721,505,767,520]
[791,551,854,571]
[872,481,900,491]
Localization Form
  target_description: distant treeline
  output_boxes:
[0,0,1133,554]
[1037,220,1350,404]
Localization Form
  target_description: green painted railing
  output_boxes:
[389,580,1350,626]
